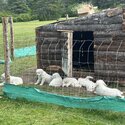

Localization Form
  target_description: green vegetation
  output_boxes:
[0,0,125,22]
[0,97,124,125]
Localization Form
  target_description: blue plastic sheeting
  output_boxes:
[3,84,125,112]
[14,46,36,58]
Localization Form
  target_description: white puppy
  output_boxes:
[78,76,96,92]
[35,69,52,85]
[94,80,124,98]
[49,73,63,87]
[62,77,81,87]
[1,73,23,85]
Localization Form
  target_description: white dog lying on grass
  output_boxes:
[94,80,124,98]
[1,73,23,85]
[35,69,52,85]
[78,76,96,92]
[49,73,63,87]
[62,77,81,87]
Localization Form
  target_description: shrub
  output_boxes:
[14,13,32,22]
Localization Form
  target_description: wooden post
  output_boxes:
[58,30,73,77]
[122,7,125,32]
[2,17,10,83]
[67,31,73,77]
[66,14,69,20]
[9,17,14,60]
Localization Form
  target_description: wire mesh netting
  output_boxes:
[0,20,125,99]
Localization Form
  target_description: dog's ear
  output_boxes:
[86,76,93,80]
[102,81,107,86]
[95,80,100,86]
[96,80,107,86]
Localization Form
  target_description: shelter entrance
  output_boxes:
[73,31,94,71]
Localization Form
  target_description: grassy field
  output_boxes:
[0,97,125,125]
[0,20,56,47]
[0,20,125,125]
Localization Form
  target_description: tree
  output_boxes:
[0,0,7,11]
[25,0,34,9]
[60,0,78,17]
[7,0,30,14]
[33,0,64,21]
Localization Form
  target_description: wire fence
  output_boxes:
[1,17,125,98]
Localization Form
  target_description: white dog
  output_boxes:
[35,69,52,85]
[49,73,63,87]
[62,77,81,87]
[78,76,96,92]
[94,80,124,98]
[1,73,23,85]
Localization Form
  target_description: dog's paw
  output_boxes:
[40,83,44,86]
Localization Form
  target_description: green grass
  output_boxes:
[0,20,56,55]
[0,96,125,125]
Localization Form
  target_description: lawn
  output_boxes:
[0,20,56,48]
[0,97,125,125]
[0,20,125,125]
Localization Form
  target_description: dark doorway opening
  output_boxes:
[73,31,94,71]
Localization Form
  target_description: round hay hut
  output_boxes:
[35,8,125,85]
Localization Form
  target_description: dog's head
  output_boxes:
[36,69,44,76]
[87,83,96,92]
[96,79,107,87]
[52,73,60,79]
